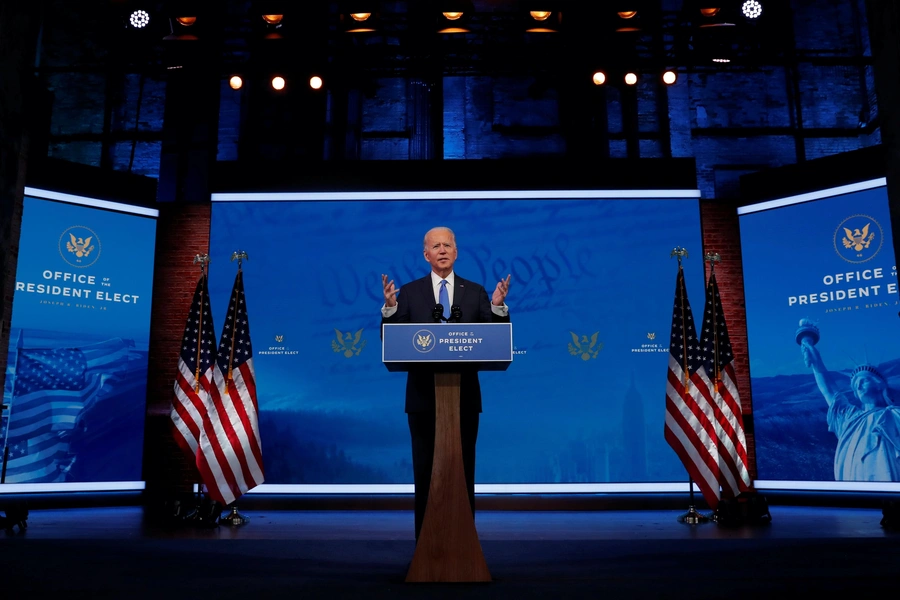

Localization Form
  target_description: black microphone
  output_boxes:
[450,305,462,323]
[432,304,444,322]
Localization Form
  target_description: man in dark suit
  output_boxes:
[381,226,511,541]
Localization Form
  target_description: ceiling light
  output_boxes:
[742,1,763,19]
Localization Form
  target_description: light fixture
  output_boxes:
[229,76,243,90]
[712,57,731,63]
[699,8,720,17]
[662,70,678,85]
[309,75,323,90]
[741,1,763,19]
[342,4,379,33]
[272,76,285,90]
[592,71,607,86]
[525,7,560,33]
[615,6,641,32]
[624,72,638,85]
[129,10,151,29]
[175,16,197,27]
[262,14,284,25]
[438,1,473,33]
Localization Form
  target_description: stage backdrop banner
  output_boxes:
[1,191,157,488]
[209,192,704,487]
[739,179,900,489]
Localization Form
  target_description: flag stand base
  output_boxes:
[219,505,250,527]
[677,506,712,525]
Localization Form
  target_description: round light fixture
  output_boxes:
[530,11,551,21]
[662,70,677,85]
[229,76,243,90]
[742,1,763,19]
[350,12,371,22]
[592,71,606,86]
[272,76,286,90]
[175,16,197,27]
[624,72,638,85]
[442,12,464,20]
[617,11,638,19]
[309,75,323,90]
[129,10,150,29]
[262,14,284,25]
[700,8,721,17]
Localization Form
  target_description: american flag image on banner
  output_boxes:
[170,274,217,470]
[664,265,721,510]
[197,269,264,505]
[699,271,752,499]
[5,335,132,483]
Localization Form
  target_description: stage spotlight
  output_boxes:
[129,9,151,29]
[272,76,286,90]
[309,75,323,90]
[624,72,638,85]
[592,71,607,86]
[175,16,197,27]
[229,76,243,90]
[662,70,677,85]
[741,1,763,19]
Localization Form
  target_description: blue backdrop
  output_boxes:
[740,183,900,482]
[209,195,705,484]
[2,195,156,484]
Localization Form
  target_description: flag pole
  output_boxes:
[705,253,722,395]
[181,255,210,527]
[671,248,711,525]
[219,250,251,527]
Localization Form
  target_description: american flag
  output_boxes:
[170,274,217,470]
[698,272,752,499]
[664,265,721,510]
[196,269,264,505]
[5,336,132,483]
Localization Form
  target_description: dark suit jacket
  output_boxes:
[382,274,510,413]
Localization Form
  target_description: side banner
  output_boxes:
[2,195,156,484]
[740,182,900,484]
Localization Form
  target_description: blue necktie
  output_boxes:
[439,279,450,321]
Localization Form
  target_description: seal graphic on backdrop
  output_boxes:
[59,225,101,268]
[331,328,367,358]
[413,329,436,353]
[834,214,883,264]
[568,331,603,361]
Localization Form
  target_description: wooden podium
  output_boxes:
[382,323,513,583]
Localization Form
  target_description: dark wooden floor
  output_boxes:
[1,504,898,599]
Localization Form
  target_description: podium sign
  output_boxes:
[382,321,512,583]
[382,322,513,368]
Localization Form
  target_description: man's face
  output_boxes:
[423,229,457,275]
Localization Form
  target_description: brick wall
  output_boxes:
[143,203,211,498]
[700,199,756,478]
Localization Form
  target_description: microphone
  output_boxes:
[450,305,462,323]
[432,304,445,322]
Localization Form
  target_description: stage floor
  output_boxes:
[1,505,898,598]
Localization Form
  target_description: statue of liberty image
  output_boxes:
[797,318,900,481]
